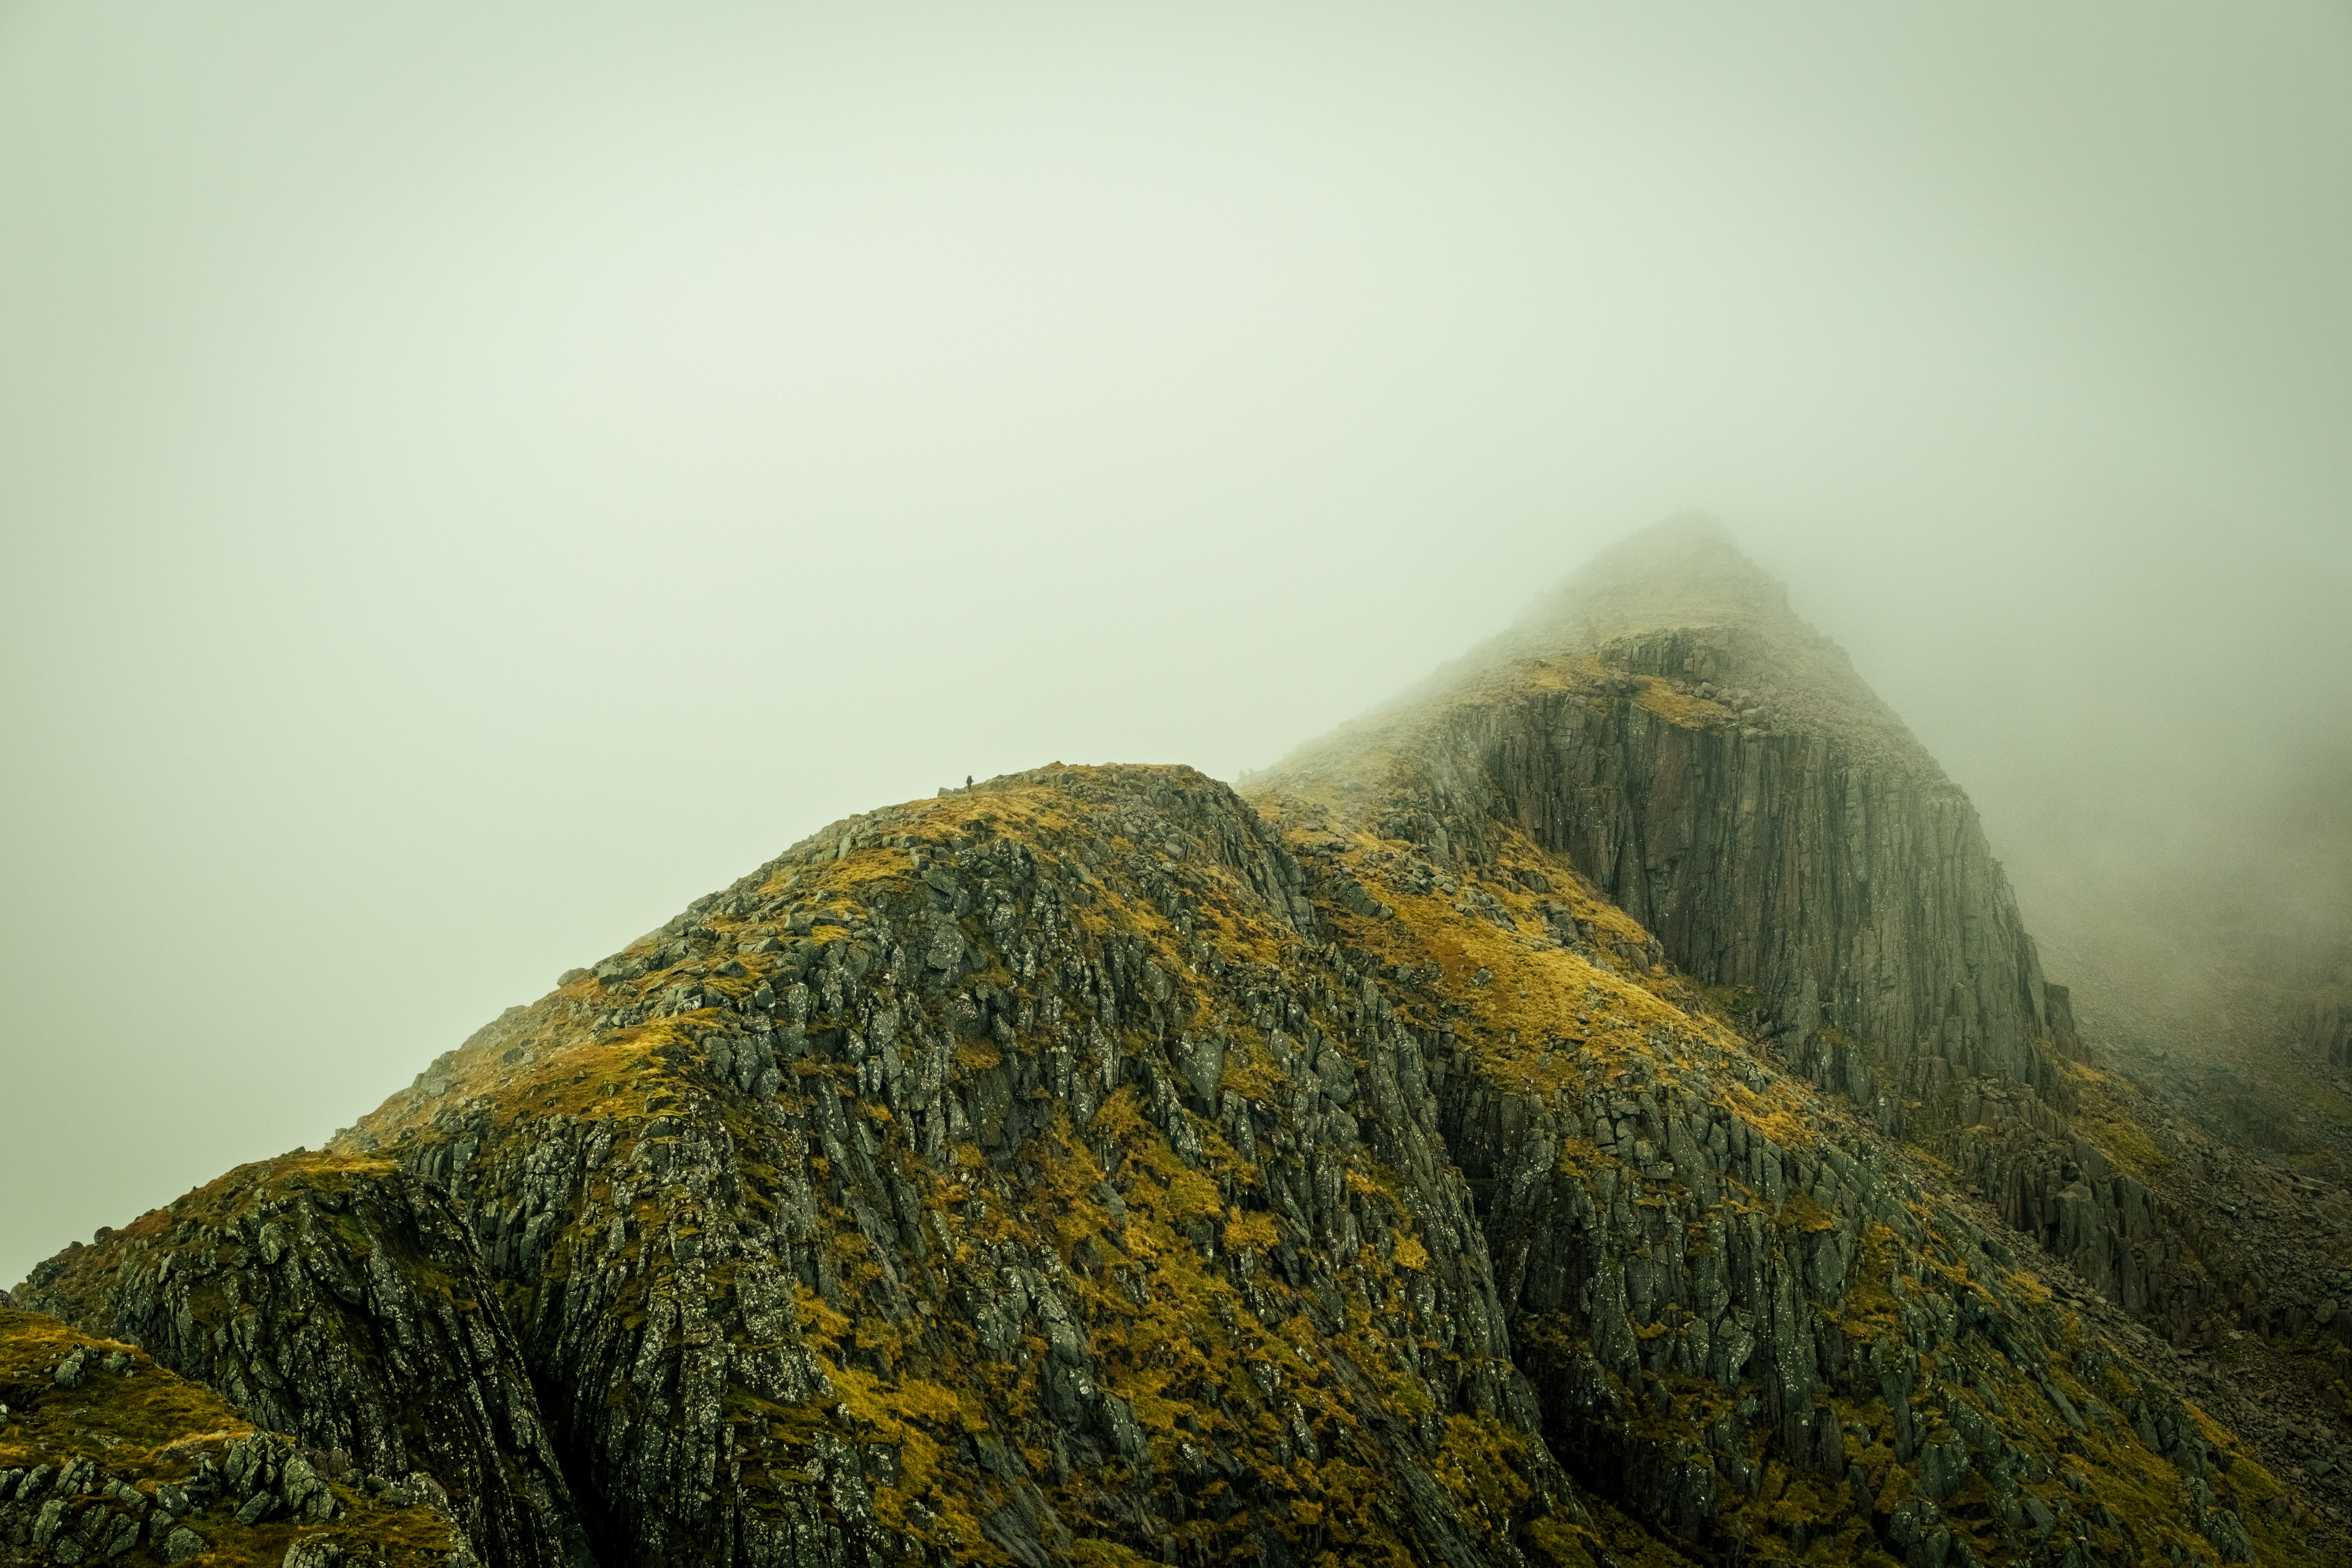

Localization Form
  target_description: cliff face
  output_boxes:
[1253,517,2060,1128]
[18,1155,590,1568]
[0,1307,472,1568]
[359,765,1617,1568]
[13,520,2350,1568]
[1242,800,2300,1567]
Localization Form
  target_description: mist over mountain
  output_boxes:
[6,2,2350,1305]
[5,6,2351,1566]
[11,521,2352,1568]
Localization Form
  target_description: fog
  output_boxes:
[3,2,2348,1286]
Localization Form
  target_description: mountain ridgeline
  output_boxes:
[11,518,2349,1568]
[1258,517,2062,1123]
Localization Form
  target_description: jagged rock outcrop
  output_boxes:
[2303,993,2350,1071]
[1931,1062,2352,1356]
[1235,793,2313,1566]
[319,766,1612,1567]
[0,1308,473,1566]
[1256,514,2062,1128]
[18,1158,588,1568]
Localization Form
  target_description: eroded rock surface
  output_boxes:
[0,1308,473,1567]
[1234,791,2315,1566]
[18,1159,587,1568]
[315,765,1606,1567]
[1255,514,2059,1126]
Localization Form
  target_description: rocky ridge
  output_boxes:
[13,519,2350,1566]
[30,767,1620,1567]
[1254,514,2056,1126]
[1246,791,2329,1565]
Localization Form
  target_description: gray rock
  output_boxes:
[32,1498,66,1552]
[161,1527,206,1563]
[1314,1048,1357,1107]
[1100,1394,1151,1465]
[15,1164,586,1568]
[1254,526,2061,1127]
[2201,1507,2254,1563]
[1174,1035,1224,1104]
[1919,1429,1969,1502]
[97,1509,139,1558]
[21,733,2289,1568]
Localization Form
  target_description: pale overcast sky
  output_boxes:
[4,2,2348,1286]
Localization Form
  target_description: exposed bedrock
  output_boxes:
[329,766,1597,1568]
[1254,519,2067,1126]
[0,1307,481,1568]
[16,1156,591,1568]
[1370,639,2062,1126]
[18,523,2346,1568]
[1426,1027,2258,1567]
[1929,1080,2352,1357]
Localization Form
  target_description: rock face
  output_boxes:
[13,520,2348,1567]
[0,1307,472,1567]
[1236,786,2303,1566]
[1928,1059,2352,1363]
[18,1155,590,1568]
[1258,514,2061,1128]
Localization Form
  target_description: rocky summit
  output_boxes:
[12,517,2351,1568]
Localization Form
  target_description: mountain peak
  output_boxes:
[1256,515,1940,800]
[1513,510,1794,642]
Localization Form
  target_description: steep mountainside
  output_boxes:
[1256,516,2058,1125]
[14,519,2351,1568]
[18,1156,589,1568]
[0,1305,474,1567]
[31,768,1615,1568]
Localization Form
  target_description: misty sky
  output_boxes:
[3,2,2349,1288]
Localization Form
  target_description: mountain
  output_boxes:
[11,519,2348,1568]
[1254,513,2060,1118]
